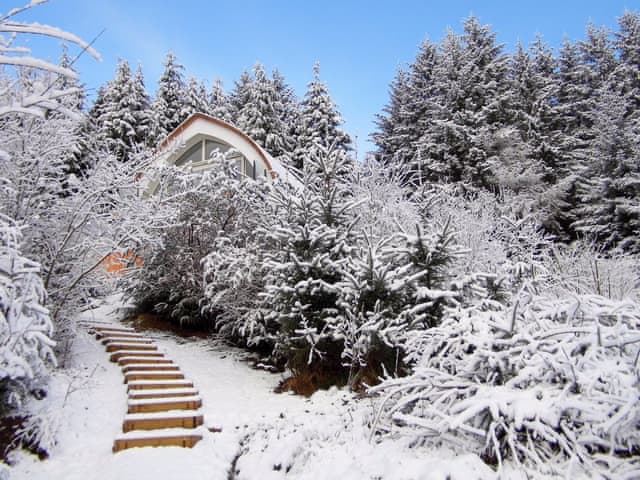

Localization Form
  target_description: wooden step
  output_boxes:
[127,379,194,391]
[128,387,199,400]
[96,331,146,341]
[117,356,174,366]
[110,351,165,362]
[79,320,114,326]
[122,364,179,373]
[101,336,152,345]
[92,326,136,334]
[113,428,202,451]
[127,395,201,414]
[106,342,158,353]
[123,411,204,432]
[124,371,184,383]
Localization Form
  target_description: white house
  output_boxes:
[150,112,298,186]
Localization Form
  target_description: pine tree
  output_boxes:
[292,63,351,171]
[183,77,211,118]
[229,69,252,124]
[209,78,232,122]
[371,67,412,164]
[236,63,287,158]
[0,214,55,412]
[572,84,640,252]
[414,18,511,189]
[272,68,301,162]
[93,59,153,161]
[152,51,187,139]
[56,46,92,180]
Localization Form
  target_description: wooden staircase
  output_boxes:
[86,324,206,452]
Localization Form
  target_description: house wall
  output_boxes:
[161,116,271,178]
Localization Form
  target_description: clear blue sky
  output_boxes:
[14,0,638,157]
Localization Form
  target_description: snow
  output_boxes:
[9,297,509,480]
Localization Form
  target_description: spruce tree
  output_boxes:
[56,46,92,180]
[183,77,211,118]
[261,145,357,379]
[229,69,252,124]
[236,63,287,158]
[414,18,511,189]
[272,68,301,162]
[152,51,187,139]
[93,59,153,161]
[209,78,232,122]
[292,63,351,171]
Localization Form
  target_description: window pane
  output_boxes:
[205,140,230,159]
[175,142,202,166]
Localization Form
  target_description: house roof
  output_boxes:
[157,113,300,187]
[160,112,274,171]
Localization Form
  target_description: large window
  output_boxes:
[175,142,202,166]
[173,137,259,180]
[204,139,229,159]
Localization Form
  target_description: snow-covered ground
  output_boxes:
[9,298,499,480]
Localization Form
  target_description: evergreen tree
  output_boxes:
[209,78,232,122]
[183,77,211,118]
[371,67,413,165]
[152,51,187,139]
[261,145,357,379]
[292,63,351,171]
[236,63,287,158]
[93,59,153,161]
[272,68,301,162]
[229,69,252,124]
[415,18,511,189]
[572,83,640,252]
[56,46,92,180]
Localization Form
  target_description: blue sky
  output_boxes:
[14,0,638,157]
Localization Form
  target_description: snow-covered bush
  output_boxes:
[0,214,54,412]
[128,155,266,329]
[371,287,640,478]
[202,237,269,345]
[542,243,640,301]
[349,157,422,242]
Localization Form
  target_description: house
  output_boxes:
[106,113,300,275]
[149,112,298,186]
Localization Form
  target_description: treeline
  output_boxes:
[372,13,640,252]
[85,54,351,168]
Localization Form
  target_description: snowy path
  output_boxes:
[11,303,311,480]
[11,300,497,480]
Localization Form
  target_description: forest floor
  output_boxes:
[8,296,529,480]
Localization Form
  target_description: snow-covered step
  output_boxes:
[127,379,194,392]
[127,395,201,414]
[101,336,152,345]
[122,364,179,373]
[96,331,147,341]
[122,411,204,432]
[110,350,165,362]
[78,320,114,326]
[92,326,136,334]
[106,342,158,353]
[113,427,203,452]
[117,356,174,366]
[124,370,184,383]
[128,387,199,400]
